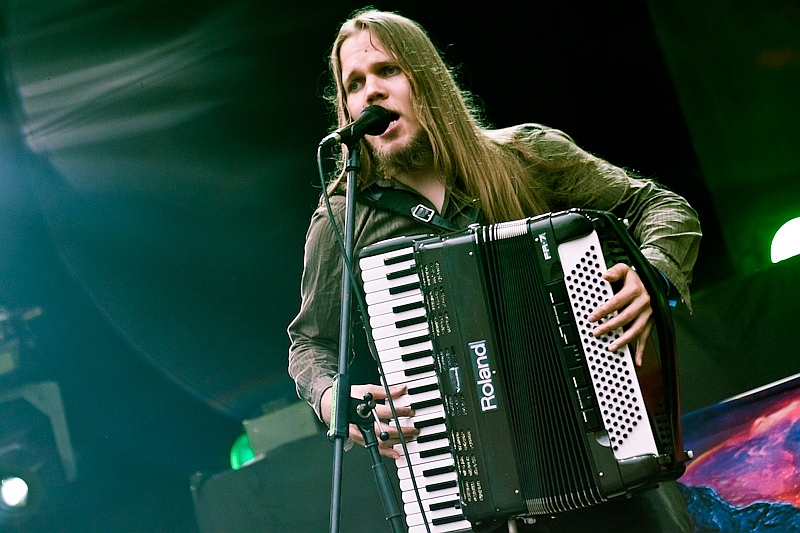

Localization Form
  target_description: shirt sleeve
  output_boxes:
[287,198,346,421]
[523,126,702,311]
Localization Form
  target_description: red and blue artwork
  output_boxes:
[678,374,800,532]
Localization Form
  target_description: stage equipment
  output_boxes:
[316,103,404,533]
[0,381,76,527]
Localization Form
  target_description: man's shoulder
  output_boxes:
[483,122,575,147]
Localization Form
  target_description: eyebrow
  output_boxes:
[343,60,398,88]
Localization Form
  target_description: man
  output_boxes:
[288,8,701,532]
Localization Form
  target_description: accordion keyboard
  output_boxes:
[360,243,472,533]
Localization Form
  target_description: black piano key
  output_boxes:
[389,282,420,295]
[414,417,445,429]
[400,334,431,347]
[396,315,428,329]
[433,514,468,526]
[423,465,455,477]
[405,364,435,376]
[410,398,443,411]
[393,300,425,313]
[430,499,461,511]
[426,480,458,493]
[387,266,418,280]
[401,349,433,362]
[418,431,448,444]
[408,382,439,395]
[384,252,414,265]
[420,446,450,459]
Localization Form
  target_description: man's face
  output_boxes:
[339,30,423,159]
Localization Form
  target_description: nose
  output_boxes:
[364,75,387,104]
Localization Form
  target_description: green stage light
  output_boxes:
[771,217,800,263]
[229,433,256,470]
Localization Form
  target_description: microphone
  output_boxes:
[319,105,398,147]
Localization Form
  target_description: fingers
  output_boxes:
[587,264,639,326]
[596,291,651,343]
[346,383,419,459]
[377,421,420,459]
[348,414,419,460]
[634,319,655,366]
[351,383,413,418]
[586,263,654,365]
[606,309,652,354]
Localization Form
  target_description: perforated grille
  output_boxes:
[559,234,658,460]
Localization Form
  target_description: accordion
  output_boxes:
[358,209,687,532]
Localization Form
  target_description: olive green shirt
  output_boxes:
[288,124,702,419]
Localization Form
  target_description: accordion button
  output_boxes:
[570,366,588,388]
[582,407,602,431]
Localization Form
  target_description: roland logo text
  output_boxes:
[469,340,498,412]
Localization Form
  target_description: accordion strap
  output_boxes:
[358,186,475,232]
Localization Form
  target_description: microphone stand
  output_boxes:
[327,143,405,533]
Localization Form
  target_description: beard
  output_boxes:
[372,129,434,177]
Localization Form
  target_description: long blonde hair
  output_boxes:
[326,9,552,223]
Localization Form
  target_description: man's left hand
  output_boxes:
[586,263,654,366]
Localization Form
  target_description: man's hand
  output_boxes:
[320,383,419,459]
[586,263,654,366]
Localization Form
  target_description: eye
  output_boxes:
[384,65,401,76]
[346,78,363,94]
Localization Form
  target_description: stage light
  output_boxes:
[1,476,29,509]
[771,217,800,263]
[0,382,76,527]
[229,433,255,470]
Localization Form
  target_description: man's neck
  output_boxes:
[392,170,447,213]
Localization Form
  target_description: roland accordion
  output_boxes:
[358,209,688,532]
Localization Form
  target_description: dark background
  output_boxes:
[0,0,797,531]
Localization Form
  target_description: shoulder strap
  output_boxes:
[357,187,466,232]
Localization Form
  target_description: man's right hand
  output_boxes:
[320,383,419,459]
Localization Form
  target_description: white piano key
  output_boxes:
[370,303,427,329]
[363,270,420,295]
[367,293,424,319]
[412,421,448,443]
[408,513,472,533]
[395,445,453,469]
[403,494,472,531]
[371,315,429,341]
[391,408,446,434]
[380,355,434,377]
[374,331,432,358]
[397,377,441,405]
[401,475,460,504]
[393,383,443,409]
[359,246,414,271]
[361,257,417,282]
[365,284,423,306]
[376,338,434,363]
[399,468,459,494]
[397,456,455,481]
[405,493,470,531]
[399,435,450,456]
[381,366,437,387]
[404,492,462,517]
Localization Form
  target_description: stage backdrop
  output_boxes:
[679,375,800,532]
